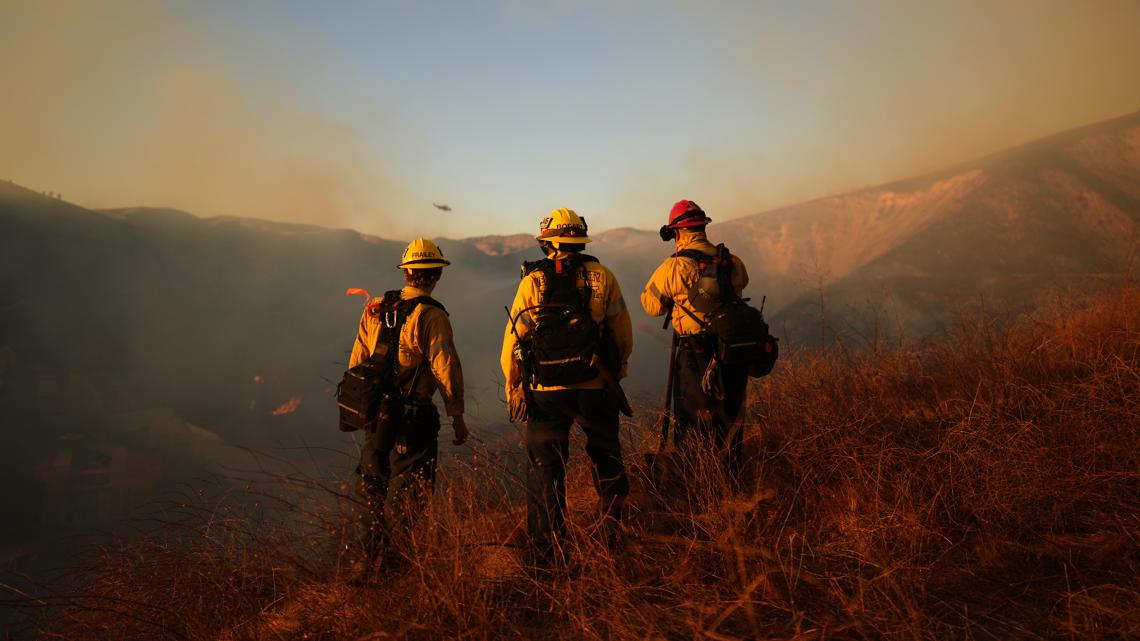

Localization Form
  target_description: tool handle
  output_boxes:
[656,333,679,456]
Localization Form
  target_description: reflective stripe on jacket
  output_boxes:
[640,233,749,336]
[501,250,633,393]
[348,286,465,417]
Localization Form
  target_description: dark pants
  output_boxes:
[357,404,440,563]
[527,388,630,560]
[673,335,749,484]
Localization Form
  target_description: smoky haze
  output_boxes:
[0,1,412,236]
[4,2,1140,236]
[619,0,1140,223]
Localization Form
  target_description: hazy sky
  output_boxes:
[2,1,1139,239]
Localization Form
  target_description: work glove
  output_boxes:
[507,384,529,424]
[700,356,726,401]
[451,415,469,446]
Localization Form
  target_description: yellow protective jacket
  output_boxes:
[348,286,465,417]
[501,250,633,394]
[640,233,750,336]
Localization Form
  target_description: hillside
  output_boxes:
[749,111,1140,342]
[0,183,404,575]
[23,283,1140,640]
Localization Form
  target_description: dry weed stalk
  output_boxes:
[17,284,1140,640]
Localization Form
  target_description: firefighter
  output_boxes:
[347,238,468,582]
[640,200,750,484]
[502,208,634,566]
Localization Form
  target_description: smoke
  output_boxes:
[0,1,410,234]
[3,1,1138,235]
[618,0,1140,222]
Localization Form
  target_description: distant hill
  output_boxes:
[460,233,535,256]
[727,111,1140,342]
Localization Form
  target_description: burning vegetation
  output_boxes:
[270,397,302,417]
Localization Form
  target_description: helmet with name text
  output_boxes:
[536,208,592,245]
[397,238,451,269]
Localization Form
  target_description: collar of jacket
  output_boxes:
[401,285,434,299]
[548,249,579,261]
[675,231,715,254]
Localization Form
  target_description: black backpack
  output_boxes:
[336,291,445,432]
[675,246,779,377]
[515,254,602,387]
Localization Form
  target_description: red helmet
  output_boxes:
[667,200,712,228]
[660,199,712,241]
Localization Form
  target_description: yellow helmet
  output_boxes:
[397,238,451,269]
[536,208,592,244]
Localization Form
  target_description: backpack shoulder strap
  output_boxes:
[369,290,406,374]
[521,258,557,290]
[521,253,598,275]
[712,244,740,302]
[672,248,707,261]
[374,292,446,389]
[520,259,546,279]
[672,248,712,269]
[397,294,446,391]
[674,246,736,277]
[714,244,735,268]
[403,295,447,315]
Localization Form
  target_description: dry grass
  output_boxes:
[22,284,1140,640]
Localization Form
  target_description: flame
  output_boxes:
[345,288,371,306]
[271,397,301,416]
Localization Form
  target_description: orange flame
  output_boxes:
[271,397,301,416]
[345,288,371,306]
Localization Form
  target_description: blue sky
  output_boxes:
[3,1,1139,239]
[211,1,765,236]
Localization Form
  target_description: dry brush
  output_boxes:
[19,284,1140,640]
